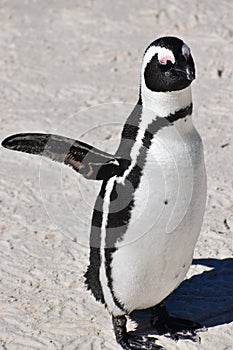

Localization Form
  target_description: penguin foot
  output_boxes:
[151,302,206,343]
[129,335,164,349]
[112,315,163,350]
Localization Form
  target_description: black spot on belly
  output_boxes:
[164,200,168,205]
[217,69,223,78]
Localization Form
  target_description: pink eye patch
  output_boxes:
[159,55,175,65]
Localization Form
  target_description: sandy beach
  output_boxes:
[0,1,232,349]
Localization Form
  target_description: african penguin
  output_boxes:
[2,36,206,350]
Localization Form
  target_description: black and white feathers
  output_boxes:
[2,36,207,350]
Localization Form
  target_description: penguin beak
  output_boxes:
[174,63,195,82]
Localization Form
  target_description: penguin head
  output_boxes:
[142,36,195,93]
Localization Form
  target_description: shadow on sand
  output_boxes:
[130,258,233,334]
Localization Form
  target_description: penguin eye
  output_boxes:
[183,52,190,61]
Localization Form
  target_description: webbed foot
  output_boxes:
[151,302,206,343]
[112,315,163,350]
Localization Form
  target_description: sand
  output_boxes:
[0,1,232,349]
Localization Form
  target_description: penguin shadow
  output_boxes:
[130,258,233,335]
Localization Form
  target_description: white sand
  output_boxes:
[0,1,232,349]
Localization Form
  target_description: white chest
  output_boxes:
[110,119,206,313]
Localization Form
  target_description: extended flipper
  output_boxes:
[2,133,129,180]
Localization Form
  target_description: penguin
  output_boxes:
[2,36,206,350]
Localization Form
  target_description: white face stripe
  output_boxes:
[142,45,175,74]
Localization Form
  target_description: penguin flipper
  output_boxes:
[2,133,124,180]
